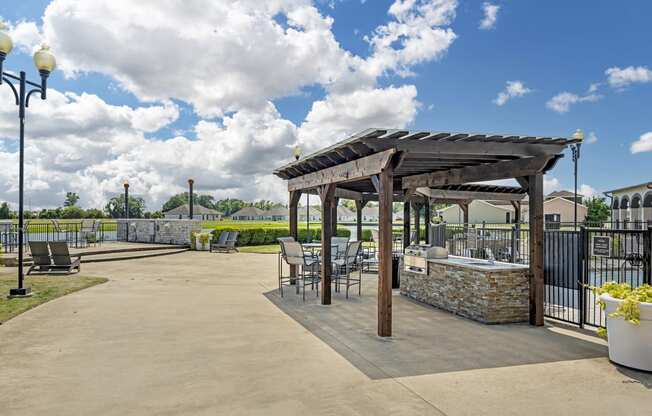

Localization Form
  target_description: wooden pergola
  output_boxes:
[274,128,577,337]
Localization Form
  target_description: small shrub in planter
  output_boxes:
[592,282,652,371]
[195,232,211,251]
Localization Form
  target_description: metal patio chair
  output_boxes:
[332,240,363,298]
[331,236,349,259]
[210,231,229,252]
[279,240,320,301]
[212,231,239,253]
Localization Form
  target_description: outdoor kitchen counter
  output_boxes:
[400,256,530,324]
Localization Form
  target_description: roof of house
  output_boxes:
[546,190,582,199]
[604,181,652,194]
[264,207,288,216]
[231,206,265,217]
[163,204,223,215]
[522,196,587,210]
[337,206,355,217]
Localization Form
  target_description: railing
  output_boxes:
[443,223,530,264]
[0,220,118,253]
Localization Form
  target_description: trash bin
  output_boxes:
[392,255,401,289]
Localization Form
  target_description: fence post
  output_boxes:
[645,226,652,285]
[578,226,587,328]
[511,224,518,263]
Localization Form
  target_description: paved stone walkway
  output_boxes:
[0,251,650,415]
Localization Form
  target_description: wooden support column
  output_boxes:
[331,197,339,237]
[459,201,469,225]
[355,200,368,242]
[424,199,431,244]
[527,174,544,326]
[378,165,394,337]
[510,200,521,224]
[402,200,411,250]
[412,202,421,244]
[319,184,336,305]
[289,191,302,279]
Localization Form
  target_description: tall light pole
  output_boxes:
[1,24,57,298]
[188,178,194,219]
[571,129,584,231]
[293,147,309,236]
[124,182,130,241]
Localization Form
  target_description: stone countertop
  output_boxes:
[427,255,529,272]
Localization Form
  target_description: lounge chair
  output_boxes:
[212,231,239,253]
[27,241,52,275]
[210,231,229,252]
[48,241,81,274]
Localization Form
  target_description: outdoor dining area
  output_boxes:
[274,128,579,337]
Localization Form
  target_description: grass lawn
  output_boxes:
[0,273,108,324]
[238,244,281,254]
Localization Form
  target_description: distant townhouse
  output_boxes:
[230,206,265,221]
[605,181,652,227]
[163,204,224,221]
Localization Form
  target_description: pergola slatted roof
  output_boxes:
[274,128,577,185]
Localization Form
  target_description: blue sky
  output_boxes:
[0,0,650,209]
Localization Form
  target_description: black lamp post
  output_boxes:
[571,129,584,231]
[188,179,194,219]
[124,182,130,240]
[1,24,57,298]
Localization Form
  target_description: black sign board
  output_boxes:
[592,236,612,257]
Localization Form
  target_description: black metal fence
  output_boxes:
[0,221,118,253]
[440,222,652,328]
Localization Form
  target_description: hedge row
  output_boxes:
[210,227,351,246]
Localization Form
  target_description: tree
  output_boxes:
[84,208,105,219]
[105,195,146,218]
[61,205,85,219]
[64,192,80,207]
[0,202,10,219]
[584,196,610,225]
[214,198,246,216]
[162,192,216,212]
[144,211,164,219]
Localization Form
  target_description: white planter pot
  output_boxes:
[195,236,210,251]
[600,294,652,371]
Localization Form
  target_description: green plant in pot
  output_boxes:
[591,282,652,371]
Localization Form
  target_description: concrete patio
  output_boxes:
[0,251,650,415]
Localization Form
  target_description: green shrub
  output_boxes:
[208,225,350,246]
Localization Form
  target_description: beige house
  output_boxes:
[521,197,587,224]
[605,181,652,226]
[437,200,514,224]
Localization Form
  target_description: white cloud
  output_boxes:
[631,132,652,154]
[546,91,601,113]
[579,184,598,198]
[479,2,500,30]
[1,0,461,208]
[299,85,419,150]
[606,66,652,89]
[586,131,598,144]
[543,176,562,194]
[493,80,531,106]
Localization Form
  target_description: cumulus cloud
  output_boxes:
[631,132,652,154]
[546,91,601,113]
[586,131,598,144]
[493,80,531,106]
[2,0,461,208]
[579,184,598,198]
[543,176,562,194]
[606,66,652,89]
[479,2,500,30]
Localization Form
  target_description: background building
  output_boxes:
[163,204,223,221]
[606,181,652,227]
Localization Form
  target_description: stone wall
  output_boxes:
[116,219,201,245]
[401,261,529,324]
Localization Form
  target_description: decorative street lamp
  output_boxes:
[571,129,584,231]
[123,182,130,241]
[293,147,309,234]
[1,24,57,298]
[188,178,194,219]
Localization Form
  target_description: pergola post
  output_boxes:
[424,199,431,244]
[331,197,339,237]
[527,174,544,326]
[412,202,421,244]
[402,200,411,250]
[378,167,394,337]
[289,191,302,280]
[355,199,367,242]
[511,200,521,224]
[319,184,336,305]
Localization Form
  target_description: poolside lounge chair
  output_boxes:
[48,241,81,274]
[210,231,229,252]
[212,231,239,253]
[27,241,52,275]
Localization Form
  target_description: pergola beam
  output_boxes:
[402,155,558,189]
[416,187,526,201]
[288,149,396,192]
